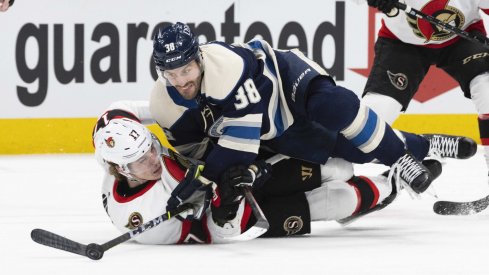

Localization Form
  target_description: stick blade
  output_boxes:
[433,195,489,215]
[224,220,269,241]
[31,228,87,256]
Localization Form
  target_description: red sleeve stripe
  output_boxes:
[240,202,253,232]
[177,220,192,244]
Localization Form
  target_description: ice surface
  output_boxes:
[2,148,489,275]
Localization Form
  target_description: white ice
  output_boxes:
[2,148,489,275]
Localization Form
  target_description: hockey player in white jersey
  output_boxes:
[92,115,414,241]
[363,0,489,178]
[92,103,465,241]
[148,22,477,200]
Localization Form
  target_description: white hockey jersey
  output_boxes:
[379,0,489,47]
[96,108,250,244]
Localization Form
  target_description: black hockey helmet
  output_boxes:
[153,22,200,71]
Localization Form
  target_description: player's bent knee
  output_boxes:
[320,158,354,182]
[306,180,358,221]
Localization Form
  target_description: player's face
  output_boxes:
[161,60,202,100]
[127,145,162,181]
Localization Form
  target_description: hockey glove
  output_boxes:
[367,0,399,17]
[166,164,213,221]
[211,161,272,226]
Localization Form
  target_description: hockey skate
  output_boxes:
[382,158,441,209]
[389,152,436,194]
[423,134,477,159]
[338,159,442,226]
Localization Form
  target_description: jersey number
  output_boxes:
[234,79,261,110]
[164,43,176,52]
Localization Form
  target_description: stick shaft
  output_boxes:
[396,2,489,50]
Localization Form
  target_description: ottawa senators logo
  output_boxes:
[125,212,143,229]
[406,0,464,42]
[387,71,408,90]
[105,137,115,148]
[283,216,304,236]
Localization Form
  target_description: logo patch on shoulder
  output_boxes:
[208,116,224,137]
[125,212,143,229]
[387,71,408,91]
[105,137,115,148]
[283,216,304,236]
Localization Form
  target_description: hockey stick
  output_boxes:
[224,154,289,241]
[31,154,289,258]
[394,2,489,50]
[224,186,270,241]
[31,204,193,260]
[433,194,489,215]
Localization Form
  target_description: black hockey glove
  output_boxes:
[166,164,213,221]
[367,0,399,17]
[211,161,272,226]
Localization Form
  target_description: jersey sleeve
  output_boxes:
[200,43,266,181]
[207,200,248,243]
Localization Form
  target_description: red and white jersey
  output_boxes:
[102,150,191,244]
[379,0,489,47]
[95,101,254,244]
[100,137,250,245]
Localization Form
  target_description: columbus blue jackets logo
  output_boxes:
[208,116,224,137]
[125,212,143,229]
[387,71,408,91]
[406,1,464,42]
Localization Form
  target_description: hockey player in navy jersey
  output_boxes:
[148,22,476,204]
[363,0,489,179]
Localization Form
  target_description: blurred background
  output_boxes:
[0,0,480,154]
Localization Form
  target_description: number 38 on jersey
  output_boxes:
[234,78,261,110]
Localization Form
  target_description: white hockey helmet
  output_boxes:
[93,118,159,171]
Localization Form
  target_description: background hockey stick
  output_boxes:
[433,194,489,215]
[31,204,193,260]
[395,2,489,50]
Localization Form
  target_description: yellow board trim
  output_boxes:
[0,118,172,154]
[392,114,480,143]
[0,114,480,154]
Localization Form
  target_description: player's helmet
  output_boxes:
[94,118,156,168]
[153,22,200,71]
